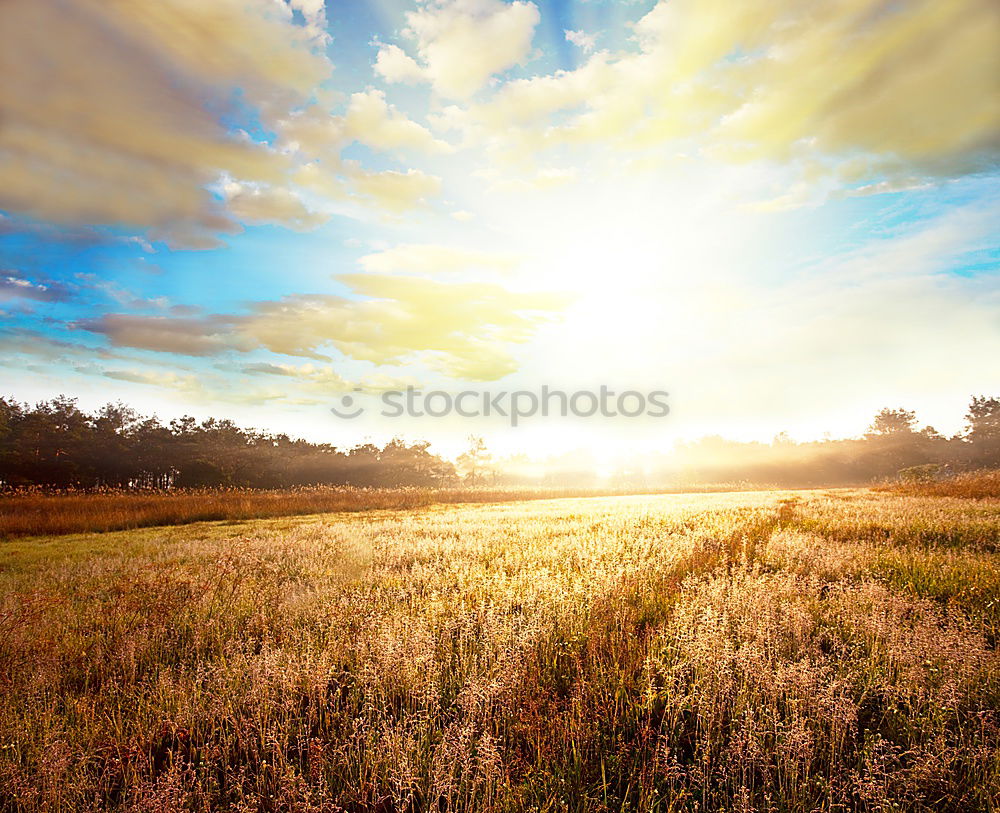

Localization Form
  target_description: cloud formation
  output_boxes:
[0,0,457,248]
[103,368,204,394]
[0,274,75,304]
[277,90,453,158]
[239,362,415,395]
[375,0,541,98]
[564,30,596,54]
[0,0,331,244]
[443,0,999,189]
[4,0,998,425]
[242,362,350,390]
[81,274,564,380]
[78,315,250,357]
[344,91,453,155]
[222,182,329,232]
[345,167,443,214]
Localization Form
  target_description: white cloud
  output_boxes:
[379,0,541,99]
[287,0,330,43]
[440,0,999,193]
[346,166,443,213]
[373,43,426,84]
[344,90,452,155]
[564,29,596,53]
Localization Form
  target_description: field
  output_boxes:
[1,489,998,812]
[0,486,756,540]
[876,469,1000,500]
[0,487,586,540]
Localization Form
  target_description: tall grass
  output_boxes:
[0,485,767,539]
[876,468,1000,499]
[1,491,997,811]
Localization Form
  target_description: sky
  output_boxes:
[1,0,998,460]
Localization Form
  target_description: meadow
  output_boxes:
[1,488,998,812]
[0,486,752,540]
[0,487,568,540]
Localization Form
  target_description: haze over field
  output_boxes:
[1,0,998,458]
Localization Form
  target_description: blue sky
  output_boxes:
[1,0,997,458]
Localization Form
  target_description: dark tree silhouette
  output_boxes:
[965,396,1000,467]
[1,395,998,491]
[0,396,457,490]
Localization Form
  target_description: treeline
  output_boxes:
[2,395,998,491]
[659,398,1000,487]
[0,396,456,489]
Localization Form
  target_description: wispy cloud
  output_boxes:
[0,273,75,303]
[80,275,565,381]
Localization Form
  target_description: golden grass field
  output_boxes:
[1,488,998,811]
[0,487,751,540]
[0,488,575,540]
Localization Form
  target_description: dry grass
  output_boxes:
[0,487,743,540]
[1,490,998,811]
[876,469,1000,500]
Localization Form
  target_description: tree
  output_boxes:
[90,402,141,487]
[456,435,490,486]
[965,396,1000,466]
[377,439,457,487]
[861,407,928,478]
[867,408,917,436]
[0,396,460,490]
